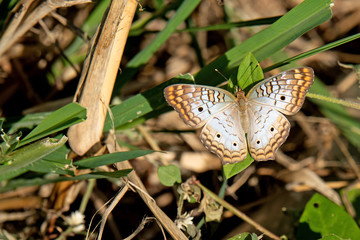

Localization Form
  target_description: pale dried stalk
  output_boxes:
[68,0,138,155]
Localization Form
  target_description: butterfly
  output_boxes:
[163,67,314,164]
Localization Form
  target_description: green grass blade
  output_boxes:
[116,0,201,89]
[5,112,52,134]
[308,79,360,147]
[0,169,132,193]
[18,103,86,147]
[194,0,333,86]
[49,0,111,82]
[26,144,72,175]
[178,16,280,33]
[264,32,360,72]
[75,150,154,168]
[0,136,68,181]
[130,0,182,34]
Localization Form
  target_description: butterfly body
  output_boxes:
[164,67,314,164]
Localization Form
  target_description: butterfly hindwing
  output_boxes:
[247,67,314,115]
[164,84,236,128]
[200,104,248,164]
[247,104,290,161]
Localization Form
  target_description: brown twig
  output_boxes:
[105,134,188,240]
[341,180,360,218]
[195,181,281,240]
[333,135,360,181]
[123,217,166,240]
[96,184,129,240]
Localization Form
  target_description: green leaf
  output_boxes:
[0,169,132,193]
[228,52,263,93]
[158,165,182,186]
[297,193,360,239]
[341,188,360,224]
[0,136,68,181]
[227,232,258,240]
[4,112,51,134]
[19,103,86,147]
[223,154,253,179]
[319,234,347,240]
[26,144,72,175]
[75,150,154,168]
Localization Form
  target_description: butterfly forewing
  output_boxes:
[200,104,248,164]
[247,67,314,115]
[164,84,236,128]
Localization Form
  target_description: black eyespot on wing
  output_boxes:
[270,127,274,132]
[216,133,221,138]
[256,140,260,144]
[280,96,286,101]
[198,107,204,112]
[233,142,237,147]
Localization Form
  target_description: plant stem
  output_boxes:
[195,181,281,240]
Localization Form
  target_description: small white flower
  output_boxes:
[65,211,85,233]
[175,212,194,231]
[72,224,85,233]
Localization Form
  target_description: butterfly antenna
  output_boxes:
[214,69,230,88]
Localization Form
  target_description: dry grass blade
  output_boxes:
[105,134,188,240]
[0,0,91,56]
[277,168,342,205]
[334,136,360,181]
[123,217,166,240]
[97,184,129,240]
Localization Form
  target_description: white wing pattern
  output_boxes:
[247,67,314,115]
[164,67,314,164]
[163,84,235,128]
[200,104,248,163]
[247,104,290,161]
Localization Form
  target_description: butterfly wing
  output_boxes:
[200,104,248,164]
[246,67,314,115]
[247,104,291,161]
[164,84,236,128]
